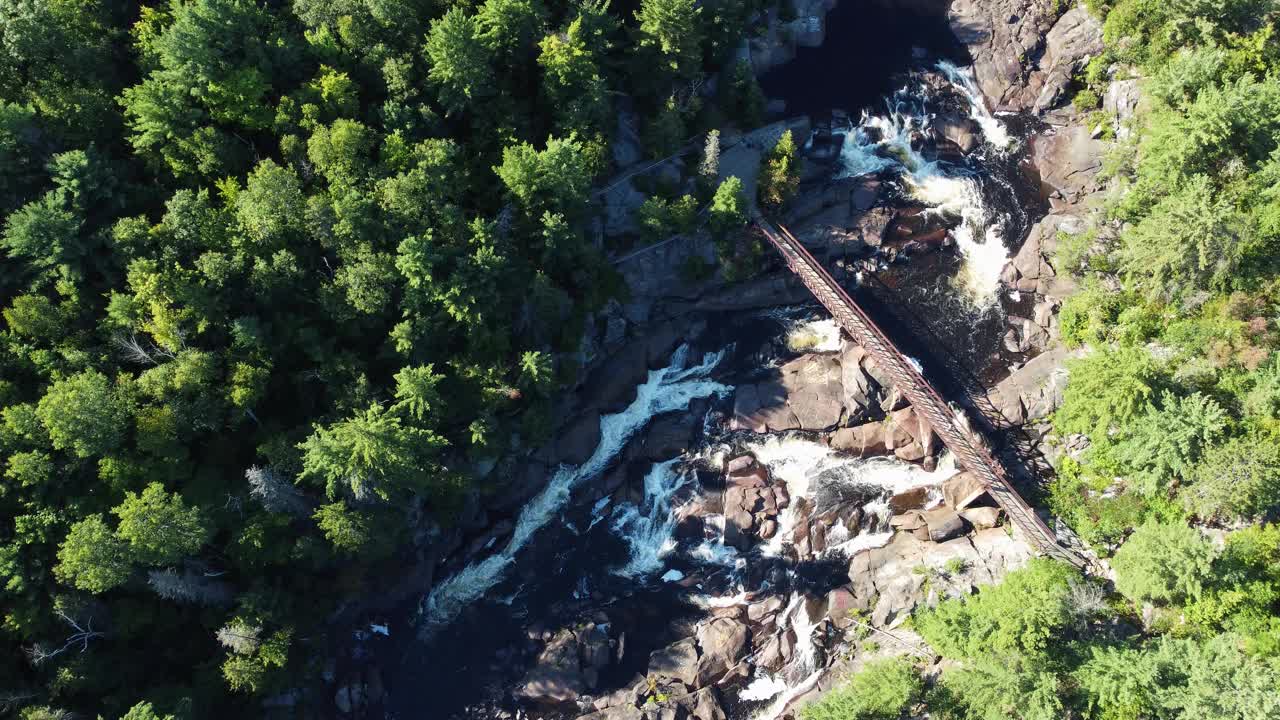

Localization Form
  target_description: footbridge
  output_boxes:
[755,217,1089,569]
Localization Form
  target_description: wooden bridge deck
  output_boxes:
[755,218,1088,569]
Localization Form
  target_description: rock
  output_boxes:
[603,178,646,237]
[516,629,588,705]
[989,345,1083,426]
[948,0,1102,115]
[854,206,894,247]
[887,406,936,462]
[753,633,788,671]
[635,413,697,461]
[1033,6,1105,113]
[556,411,602,465]
[748,596,785,624]
[1032,125,1102,202]
[759,519,778,539]
[779,355,846,430]
[889,510,926,531]
[580,343,652,414]
[960,506,1002,530]
[695,617,750,687]
[730,382,796,433]
[922,507,966,543]
[840,342,877,412]
[888,486,931,514]
[942,471,988,510]
[717,117,811,207]
[581,705,645,720]
[516,669,587,706]
[579,626,613,673]
[613,102,643,168]
[934,112,981,154]
[725,455,756,474]
[851,180,882,212]
[649,638,700,688]
[827,586,865,627]
[490,460,550,513]
[1104,78,1141,139]
[681,687,728,720]
[830,422,890,457]
[728,464,769,487]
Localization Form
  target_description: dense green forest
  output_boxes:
[805,1,1280,719]
[0,0,766,715]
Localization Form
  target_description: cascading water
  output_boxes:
[832,61,1017,308]
[611,458,693,577]
[421,344,731,629]
[935,60,1012,149]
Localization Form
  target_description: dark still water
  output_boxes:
[760,0,966,118]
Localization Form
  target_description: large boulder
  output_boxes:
[731,350,872,432]
[922,507,966,543]
[887,406,937,462]
[1031,125,1103,202]
[634,412,697,462]
[648,638,700,688]
[942,471,988,510]
[1104,78,1142,139]
[780,354,846,430]
[933,112,981,154]
[516,629,588,705]
[830,422,890,457]
[961,506,1002,530]
[989,344,1084,426]
[695,617,750,687]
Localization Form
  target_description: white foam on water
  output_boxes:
[661,569,685,583]
[935,60,1011,150]
[832,79,1012,307]
[741,673,790,702]
[612,458,694,577]
[786,317,843,354]
[748,437,957,557]
[749,593,824,720]
[420,345,731,629]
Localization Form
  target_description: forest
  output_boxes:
[803,1,1280,719]
[0,0,765,716]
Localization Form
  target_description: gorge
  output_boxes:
[359,1,1113,718]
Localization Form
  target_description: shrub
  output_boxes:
[801,657,922,720]
[1112,521,1217,605]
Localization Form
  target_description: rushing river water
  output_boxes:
[385,13,1048,719]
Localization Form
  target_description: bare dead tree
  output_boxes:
[0,691,38,714]
[148,568,234,607]
[1068,578,1108,627]
[245,466,313,516]
[26,609,104,666]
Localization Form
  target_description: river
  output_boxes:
[381,6,1049,718]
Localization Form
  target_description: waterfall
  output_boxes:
[830,66,1013,306]
[420,344,731,629]
[611,458,693,577]
[935,60,1012,149]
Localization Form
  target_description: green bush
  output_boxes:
[801,657,922,720]
[1112,522,1218,605]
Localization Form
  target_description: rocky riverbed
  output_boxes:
[321,0,1130,717]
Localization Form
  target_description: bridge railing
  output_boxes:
[755,219,1088,569]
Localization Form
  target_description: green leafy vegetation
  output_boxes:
[0,0,779,714]
[816,3,1280,717]
[801,657,923,720]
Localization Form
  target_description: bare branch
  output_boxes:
[26,610,104,666]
